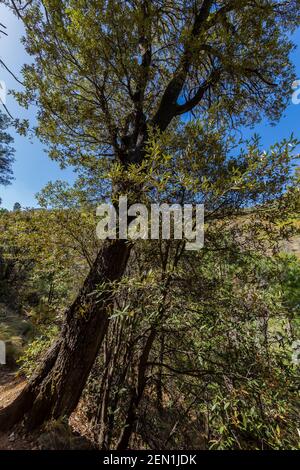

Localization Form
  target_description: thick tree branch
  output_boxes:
[175,68,221,115]
[151,2,215,131]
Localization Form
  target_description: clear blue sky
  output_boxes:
[0,4,300,210]
[0,4,76,210]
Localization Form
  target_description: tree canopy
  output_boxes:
[9,0,300,173]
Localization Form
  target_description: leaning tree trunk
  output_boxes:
[0,239,131,431]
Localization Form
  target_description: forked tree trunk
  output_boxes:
[0,239,131,431]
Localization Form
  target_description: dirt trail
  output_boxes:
[0,367,93,450]
[0,368,36,450]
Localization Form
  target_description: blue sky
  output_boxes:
[0,4,76,210]
[0,4,300,210]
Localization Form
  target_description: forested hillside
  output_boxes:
[0,0,300,453]
[0,189,299,449]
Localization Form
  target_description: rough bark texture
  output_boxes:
[0,0,224,437]
[117,327,157,450]
[0,239,131,431]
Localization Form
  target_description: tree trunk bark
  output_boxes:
[0,239,131,431]
[117,327,157,450]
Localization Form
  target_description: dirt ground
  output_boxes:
[0,368,38,450]
[0,367,94,450]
